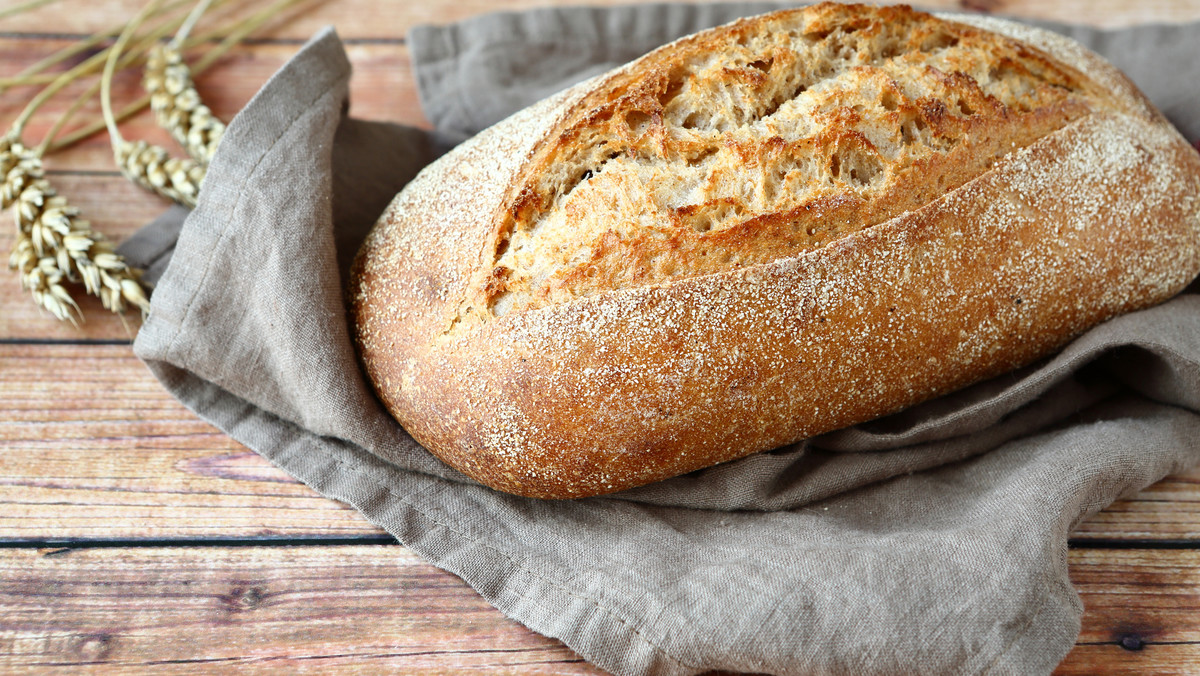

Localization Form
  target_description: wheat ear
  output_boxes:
[3,134,150,322]
[103,0,207,208]
[144,0,225,164]
[144,43,225,164]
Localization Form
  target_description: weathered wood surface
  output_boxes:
[0,344,379,540]
[3,344,1198,542]
[2,1,1200,674]
[0,545,603,673]
[0,545,1195,673]
[0,40,425,172]
[1056,549,1200,675]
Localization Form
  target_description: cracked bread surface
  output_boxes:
[474,3,1114,321]
[351,4,1200,498]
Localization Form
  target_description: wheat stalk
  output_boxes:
[3,134,150,322]
[144,43,226,164]
[49,0,314,153]
[0,0,198,94]
[102,0,208,208]
[0,0,67,21]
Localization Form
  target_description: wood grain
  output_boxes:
[1056,548,1200,675]
[0,344,380,539]
[0,545,1194,673]
[2,342,1199,542]
[0,40,425,170]
[0,545,603,673]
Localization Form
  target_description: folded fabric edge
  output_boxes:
[979,570,1081,676]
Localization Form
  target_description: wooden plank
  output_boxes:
[0,344,382,539]
[4,0,1200,37]
[1056,644,1200,676]
[0,544,1194,673]
[1074,472,1200,541]
[2,343,1199,542]
[1056,548,1200,675]
[0,544,603,673]
[1072,548,1200,644]
[0,40,425,172]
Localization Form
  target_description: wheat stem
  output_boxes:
[100,0,208,208]
[172,0,216,47]
[35,0,240,155]
[37,84,93,157]
[35,18,188,155]
[12,63,86,139]
[101,0,169,145]
[0,0,66,21]
[35,0,230,156]
[48,0,311,153]
[10,1,190,137]
[0,0,195,94]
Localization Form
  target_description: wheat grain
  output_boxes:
[9,232,81,323]
[3,134,151,320]
[115,138,205,208]
[145,43,225,164]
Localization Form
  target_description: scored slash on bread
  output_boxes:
[478,5,1112,319]
[351,3,1200,499]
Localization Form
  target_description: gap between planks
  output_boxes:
[1,344,1199,542]
[0,545,1196,674]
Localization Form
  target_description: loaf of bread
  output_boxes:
[351,3,1200,499]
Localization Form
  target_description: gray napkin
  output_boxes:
[124,6,1200,675]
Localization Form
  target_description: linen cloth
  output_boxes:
[122,5,1200,675]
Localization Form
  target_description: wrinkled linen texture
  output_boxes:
[122,5,1200,675]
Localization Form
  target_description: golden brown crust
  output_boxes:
[475,3,1114,322]
[350,4,1200,499]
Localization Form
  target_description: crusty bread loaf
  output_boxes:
[351,3,1200,499]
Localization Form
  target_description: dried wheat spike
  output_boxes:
[9,232,82,323]
[3,134,151,320]
[116,138,206,208]
[145,43,224,164]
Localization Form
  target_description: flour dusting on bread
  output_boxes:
[473,4,1118,321]
[351,3,1200,498]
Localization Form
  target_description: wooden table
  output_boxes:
[1,0,1199,673]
